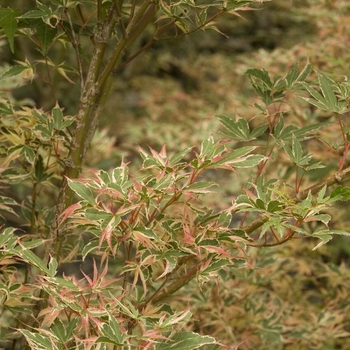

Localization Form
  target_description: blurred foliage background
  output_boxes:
[2,0,350,348]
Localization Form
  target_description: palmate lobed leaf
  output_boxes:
[302,72,350,113]
[218,115,251,141]
[218,115,267,141]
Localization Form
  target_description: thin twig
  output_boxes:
[65,8,85,91]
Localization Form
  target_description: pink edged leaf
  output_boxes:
[59,202,82,225]
[201,245,233,258]
[99,216,120,251]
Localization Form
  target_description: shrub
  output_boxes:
[1,0,350,349]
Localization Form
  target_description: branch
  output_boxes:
[138,256,201,308]
[97,1,156,91]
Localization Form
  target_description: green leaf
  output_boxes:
[112,166,129,186]
[330,186,350,201]
[284,62,299,88]
[156,331,216,350]
[97,313,126,345]
[34,19,58,54]
[50,319,78,344]
[12,248,50,275]
[312,233,332,250]
[302,83,328,110]
[67,178,95,205]
[34,124,53,140]
[52,104,63,129]
[267,200,284,213]
[48,256,58,277]
[283,136,308,166]
[34,155,49,182]
[246,68,277,105]
[250,124,268,139]
[21,145,35,164]
[230,154,265,168]
[217,211,232,227]
[50,319,67,343]
[183,181,217,194]
[114,298,140,320]
[97,169,111,185]
[19,2,53,24]
[0,196,19,216]
[0,65,27,81]
[82,240,100,259]
[255,198,265,210]
[170,147,192,165]
[273,117,297,142]
[200,259,230,276]
[317,185,327,203]
[246,68,273,89]
[292,136,303,163]
[0,227,16,247]
[218,115,250,141]
[21,239,46,250]
[312,229,350,250]
[33,109,48,123]
[19,329,55,350]
[218,115,267,141]
[0,7,18,53]
[305,214,331,226]
[318,73,337,111]
[133,227,162,242]
[199,136,223,159]
[19,10,49,19]
[159,309,193,329]
[44,276,79,290]
[212,146,258,168]
[297,61,313,82]
[85,208,114,222]
[301,73,343,113]
[293,121,330,141]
